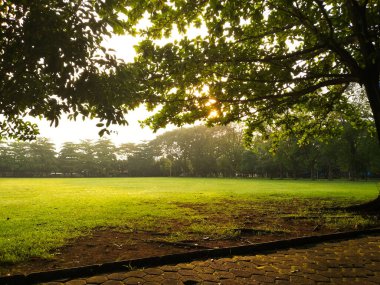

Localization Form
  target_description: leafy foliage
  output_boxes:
[121,0,380,143]
[0,124,379,179]
[0,0,140,140]
[2,1,379,144]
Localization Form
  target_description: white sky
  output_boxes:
[32,107,168,148]
[35,23,208,147]
[36,34,161,147]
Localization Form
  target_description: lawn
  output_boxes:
[0,178,379,271]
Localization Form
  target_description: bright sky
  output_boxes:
[32,107,167,148]
[35,22,208,148]
[36,34,161,147]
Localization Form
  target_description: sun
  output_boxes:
[208,109,219,118]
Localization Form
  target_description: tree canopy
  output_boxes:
[1,1,379,144]
[122,0,380,143]
[0,0,140,140]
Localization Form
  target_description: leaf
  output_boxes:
[99,128,106,137]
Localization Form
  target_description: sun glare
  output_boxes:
[208,109,219,118]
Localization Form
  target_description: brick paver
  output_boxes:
[43,234,380,284]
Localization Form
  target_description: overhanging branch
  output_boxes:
[143,78,352,105]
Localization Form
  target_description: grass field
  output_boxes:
[0,177,379,266]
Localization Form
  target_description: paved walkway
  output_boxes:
[43,234,380,285]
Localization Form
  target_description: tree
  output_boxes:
[126,142,159,177]
[240,150,258,177]
[8,141,30,176]
[319,139,342,180]
[28,138,57,176]
[185,127,218,176]
[151,125,244,177]
[337,123,380,180]
[273,137,305,179]
[214,126,245,177]
[117,143,139,176]
[119,0,380,210]
[58,142,81,176]
[0,141,12,176]
[158,157,173,176]
[94,139,117,176]
[120,1,379,144]
[77,140,97,176]
[4,1,378,146]
[0,0,139,140]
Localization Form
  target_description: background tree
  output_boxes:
[28,138,56,176]
[126,142,159,177]
[94,139,118,176]
[185,127,218,176]
[157,157,173,177]
[8,141,30,176]
[151,125,243,177]
[77,140,97,177]
[318,139,342,180]
[274,138,303,179]
[0,125,378,178]
[0,141,12,176]
[58,142,81,176]
[117,143,139,176]
[214,126,245,177]
[240,150,258,177]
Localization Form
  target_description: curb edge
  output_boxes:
[1,227,380,285]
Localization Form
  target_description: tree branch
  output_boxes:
[345,0,376,65]
[158,43,326,67]
[278,3,361,75]
[313,0,334,37]
[231,24,296,45]
[143,78,352,105]
[216,73,357,84]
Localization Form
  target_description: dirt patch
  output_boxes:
[1,198,377,276]
[2,225,332,276]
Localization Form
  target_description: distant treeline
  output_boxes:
[0,125,379,179]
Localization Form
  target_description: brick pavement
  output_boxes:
[42,234,380,285]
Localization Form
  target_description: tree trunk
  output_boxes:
[348,195,380,215]
[328,164,333,180]
[355,69,380,212]
[363,68,380,144]
[310,167,314,180]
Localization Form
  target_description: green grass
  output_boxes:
[0,177,378,265]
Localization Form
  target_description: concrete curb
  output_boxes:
[1,228,380,285]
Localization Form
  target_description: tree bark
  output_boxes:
[364,73,380,144]
[328,164,333,180]
[358,69,380,211]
